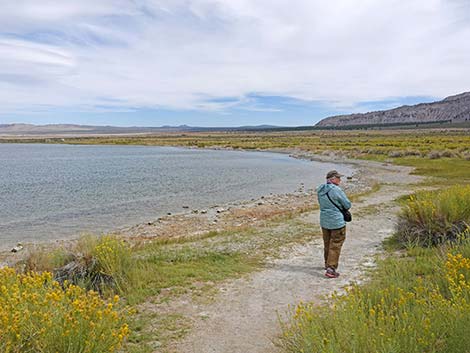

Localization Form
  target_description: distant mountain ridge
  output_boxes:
[3,92,470,134]
[316,92,470,127]
[0,123,281,135]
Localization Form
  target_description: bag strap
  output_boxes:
[326,190,345,213]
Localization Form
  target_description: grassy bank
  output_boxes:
[278,186,470,353]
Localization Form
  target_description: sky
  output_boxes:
[0,0,469,127]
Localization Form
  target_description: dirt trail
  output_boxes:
[172,162,423,353]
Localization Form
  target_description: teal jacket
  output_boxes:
[316,183,351,230]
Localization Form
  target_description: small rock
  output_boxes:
[147,221,154,225]
[257,201,264,205]
[182,205,189,209]
[200,209,207,214]
[167,212,172,216]
[11,243,23,253]
[192,209,199,214]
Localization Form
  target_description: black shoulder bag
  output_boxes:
[326,191,352,222]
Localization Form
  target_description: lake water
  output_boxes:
[0,144,353,249]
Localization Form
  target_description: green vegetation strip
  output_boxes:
[5,128,468,181]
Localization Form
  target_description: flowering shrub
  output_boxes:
[396,185,470,246]
[92,235,133,293]
[0,268,129,353]
[278,249,470,353]
[446,252,470,301]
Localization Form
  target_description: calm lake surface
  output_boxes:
[0,144,353,249]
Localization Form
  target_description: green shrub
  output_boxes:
[396,186,470,246]
[54,235,134,294]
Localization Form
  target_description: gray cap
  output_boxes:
[326,170,344,179]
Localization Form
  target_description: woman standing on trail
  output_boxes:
[316,170,351,278]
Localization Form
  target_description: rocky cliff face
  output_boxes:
[316,92,470,127]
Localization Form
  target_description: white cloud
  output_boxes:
[0,0,469,116]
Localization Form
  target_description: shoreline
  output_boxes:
[0,148,401,266]
[0,146,323,249]
[115,149,370,242]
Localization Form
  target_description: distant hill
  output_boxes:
[316,92,470,127]
[0,123,281,136]
[6,92,470,134]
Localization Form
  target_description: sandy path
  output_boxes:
[173,162,423,353]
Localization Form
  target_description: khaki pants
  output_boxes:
[322,226,346,270]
